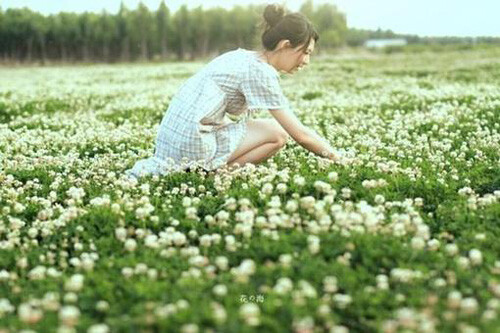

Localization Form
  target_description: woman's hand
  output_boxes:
[322,149,353,166]
[269,108,340,159]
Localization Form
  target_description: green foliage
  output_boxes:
[0,1,347,63]
[1,47,500,333]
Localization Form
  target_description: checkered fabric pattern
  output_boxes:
[126,48,291,179]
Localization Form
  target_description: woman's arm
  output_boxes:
[269,108,339,161]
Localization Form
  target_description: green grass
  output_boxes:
[0,46,499,332]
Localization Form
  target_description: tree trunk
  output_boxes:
[121,37,130,62]
[26,37,33,62]
[39,35,47,65]
[82,41,89,62]
[161,38,168,59]
[60,43,67,62]
[178,36,186,60]
[141,38,148,60]
[201,36,209,58]
[103,43,110,62]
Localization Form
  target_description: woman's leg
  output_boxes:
[227,119,289,167]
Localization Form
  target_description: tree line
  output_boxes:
[2,1,497,64]
[0,1,347,63]
[346,28,500,47]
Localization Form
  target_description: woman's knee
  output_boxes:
[268,121,289,147]
[274,129,289,147]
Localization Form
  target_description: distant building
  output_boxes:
[364,39,408,48]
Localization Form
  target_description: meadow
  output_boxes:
[0,46,499,333]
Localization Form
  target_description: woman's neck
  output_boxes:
[259,50,280,71]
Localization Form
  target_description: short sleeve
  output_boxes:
[240,64,290,111]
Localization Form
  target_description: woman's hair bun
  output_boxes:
[263,4,285,28]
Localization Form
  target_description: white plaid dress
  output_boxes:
[126,48,290,178]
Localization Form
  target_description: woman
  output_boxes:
[126,4,339,179]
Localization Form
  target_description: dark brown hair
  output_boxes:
[261,4,319,52]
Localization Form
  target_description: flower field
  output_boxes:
[1,46,500,333]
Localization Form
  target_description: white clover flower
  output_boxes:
[135,263,148,274]
[447,291,462,309]
[66,187,85,200]
[276,183,287,193]
[457,256,470,269]
[239,303,260,326]
[341,188,351,199]
[314,180,331,193]
[185,206,198,220]
[279,254,293,267]
[238,259,256,275]
[87,324,110,333]
[293,175,306,187]
[211,302,227,323]
[172,232,187,246]
[261,183,273,195]
[285,200,298,212]
[293,316,314,332]
[445,243,459,256]
[330,325,349,333]
[374,194,385,205]
[180,323,198,333]
[124,238,137,252]
[212,284,228,296]
[18,303,43,324]
[307,235,320,254]
[0,298,15,317]
[460,297,479,315]
[482,309,497,321]
[300,196,315,209]
[59,305,80,326]
[427,238,440,251]
[64,292,78,304]
[199,234,212,247]
[144,235,159,248]
[328,172,338,182]
[115,227,127,241]
[317,304,331,316]
[432,278,447,288]
[215,256,229,270]
[469,249,483,265]
[274,277,293,294]
[298,280,317,298]
[323,276,338,293]
[410,237,426,250]
[95,300,109,312]
[121,267,134,278]
[225,235,237,251]
[65,274,84,292]
[215,210,230,222]
[332,293,352,309]
[182,197,192,207]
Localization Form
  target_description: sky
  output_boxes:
[1,0,499,37]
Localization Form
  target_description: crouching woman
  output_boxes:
[127,4,339,179]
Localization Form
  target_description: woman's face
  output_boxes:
[279,38,315,74]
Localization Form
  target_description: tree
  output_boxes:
[0,2,357,63]
[190,6,209,58]
[156,1,170,59]
[134,2,152,60]
[117,2,131,61]
[173,5,190,60]
[95,11,115,61]
[0,7,5,60]
[308,3,347,48]
[31,11,49,63]
[300,0,314,19]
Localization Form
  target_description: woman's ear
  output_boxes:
[276,39,292,51]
